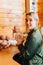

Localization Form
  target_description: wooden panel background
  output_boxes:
[25,0,30,13]
[0,0,43,36]
[0,0,26,37]
[37,0,43,27]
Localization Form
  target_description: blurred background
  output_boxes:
[0,0,43,38]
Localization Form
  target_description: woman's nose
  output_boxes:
[28,20,30,23]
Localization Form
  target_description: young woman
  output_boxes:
[13,12,43,65]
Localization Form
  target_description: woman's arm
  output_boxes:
[18,43,39,60]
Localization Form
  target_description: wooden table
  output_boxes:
[0,46,20,65]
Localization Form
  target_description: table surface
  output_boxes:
[0,46,20,65]
[0,44,43,65]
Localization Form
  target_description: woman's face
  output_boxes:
[27,15,36,31]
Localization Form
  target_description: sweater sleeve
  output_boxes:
[18,41,41,60]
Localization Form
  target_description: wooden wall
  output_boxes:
[37,0,43,27]
[1,0,43,37]
[25,0,30,13]
[0,0,26,37]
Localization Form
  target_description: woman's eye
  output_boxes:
[29,19,32,21]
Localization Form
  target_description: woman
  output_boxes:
[13,12,43,65]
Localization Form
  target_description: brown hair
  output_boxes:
[26,12,34,16]
[26,12,39,22]
[26,12,34,22]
